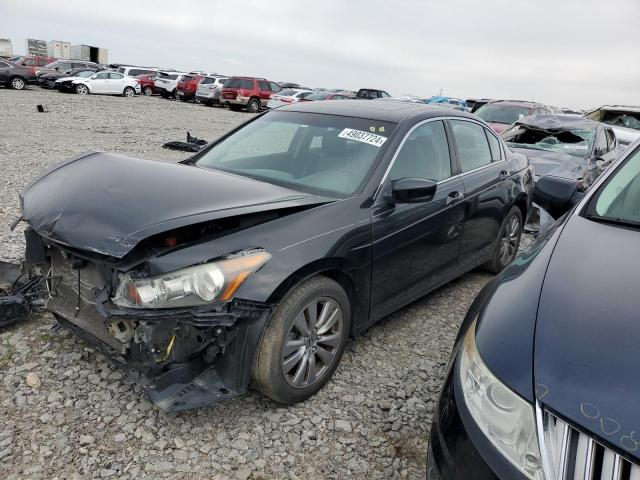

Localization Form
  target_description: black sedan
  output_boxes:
[39,67,101,89]
[16,100,533,411]
[0,60,37,90]
[427,142,640,478]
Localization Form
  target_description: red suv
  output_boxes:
[176,74,205,102]
[220,77,282,112]
[10,56,56,74]
[136,74,158,96]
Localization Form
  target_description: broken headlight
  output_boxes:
[458,318,543,479]
[112,251,270,308]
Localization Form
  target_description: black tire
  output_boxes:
[75,84,89,95]
[252,276,351,404]
[160,90,168,98]
[483,206,523,273]
[143,86,153,96]
[247,97,260,113]
[10,76,25,90]
[229,104,241,111]
[123,86,135,98]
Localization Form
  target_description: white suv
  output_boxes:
[116,66,158,77]
[195,76,228,106]
[154,71,186,98]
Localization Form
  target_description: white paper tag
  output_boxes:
[338,128,388,147]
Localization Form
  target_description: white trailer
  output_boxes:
[0,39,12,57]
[71,44,107,64]
[47,40,71,59]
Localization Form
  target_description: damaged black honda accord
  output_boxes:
[15,100,532,411]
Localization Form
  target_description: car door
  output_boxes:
[108,72,125,93]
[0,61,10,84]
[258,80,271,107]
[370,119,465,321]
[90,71,110,93]
[449,119,508,266]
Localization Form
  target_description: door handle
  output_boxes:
[446,191,463,206]
[499,170,509,180]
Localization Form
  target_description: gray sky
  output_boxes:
[2,0,639,109]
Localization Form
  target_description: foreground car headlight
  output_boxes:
[112,251,270,308]
[459,318,543,479]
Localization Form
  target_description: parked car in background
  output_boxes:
[425,96,469,110]
[136,74,158,96]
[54,69,100,92]
[584,105,640,147]
[501,115,622,189]
[475,100,554,133]
[116,66,158,77]
[36,59,100,79]
[18,100,532,411]
[154,71,186,98]
[10,55,56,73]
[195,76,228,106]
[428,142,640,479]
[0,61,37,90]
[176,73,205,102]
[71,71,141,97]
[299,91,351,102]
[39,67,101,89]
[220,77,282,112]
[267,88,315,108]
[467,98,495,113]
[355,88,391,99]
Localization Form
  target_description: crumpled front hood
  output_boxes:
[512,146,587,179]
[534,214,640,459]
[21,152,331,258]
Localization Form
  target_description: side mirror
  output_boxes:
[533,175,582,211]
[54,67,60,71]
[386,178,437,204]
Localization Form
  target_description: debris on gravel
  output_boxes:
[0,88,534,479]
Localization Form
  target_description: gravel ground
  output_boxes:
[0,88,532,479]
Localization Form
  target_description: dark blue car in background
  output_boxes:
[428,141,640,479]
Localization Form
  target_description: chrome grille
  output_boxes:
[539,410,640,480]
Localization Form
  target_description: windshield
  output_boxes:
[501,124,595,157]
[587,147,640,226]
[43,61,60,69]
[305,92,330,100]
[194,111,396,196]
[475,105,531,124]
[587,109,640,131]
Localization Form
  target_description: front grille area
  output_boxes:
[540,410,640,480]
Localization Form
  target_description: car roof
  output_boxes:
[277,99,477,123]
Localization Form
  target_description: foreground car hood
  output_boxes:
[21,152,331,258]
[534,214,640,458]
[512,146,586,179]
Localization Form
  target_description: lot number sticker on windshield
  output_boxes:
[339,128,388,147]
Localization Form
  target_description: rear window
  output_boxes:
[475,105,531,124]
[181,75,194,82]
[117,67,125,73]
[225,78,254,89]
[587,109,640,131]
[200,77,216,84]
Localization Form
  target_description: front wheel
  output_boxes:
[10,76,25,90]
[484,206,523,273]
[252,276,351,404]
[123,86,135,97]
[75,84,89,95]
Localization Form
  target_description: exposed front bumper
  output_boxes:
[427,359,530,479]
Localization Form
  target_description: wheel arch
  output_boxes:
[513,193,529,224]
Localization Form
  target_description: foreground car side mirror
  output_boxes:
[386,178,437,204]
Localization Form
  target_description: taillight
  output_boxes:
[281,98,293,103]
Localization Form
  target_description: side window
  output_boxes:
[109,73,123,79]
[24,59,36,66]
[450,120,492,172]
[388,121,452,182]
[595,131,609,155]
[258,81,270,91]
[380,91,391,98]
[485,129,502,161]
[270,82,281,92]
[71,63,84,69]
[95,72,109,79]
[0,62,9,68]
[605,129,616,151]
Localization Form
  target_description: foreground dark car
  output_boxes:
[502,115,622,189]
[17,101,532,411]
[428,142,640,479]
[0,61,37,90]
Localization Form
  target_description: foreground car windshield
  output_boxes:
[475,105,530,124]
[587,147,640,226]
[502,124,595,156]
[195,111,395,195]
[587,109,640,131]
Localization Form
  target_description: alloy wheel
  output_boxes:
[11,77,25,90]
[499,215,520,265]
[124,87,134,97]
[143,86,153,96]
[281,297,343,388]
[248,99,260,113]
[76,84,88,95]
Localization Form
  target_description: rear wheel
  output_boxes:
[484,206,523,273]
[143,86,153,96]
[75,84,89,95]
[247,97,260,113]
[10,76,25,90]
[123,86,135,97]
[252,276,351,404]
